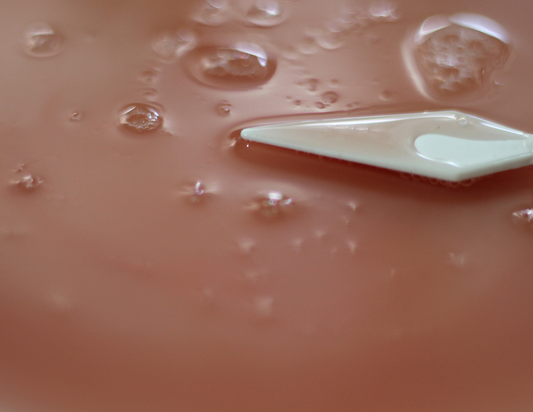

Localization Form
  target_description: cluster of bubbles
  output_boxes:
[293,78,340,109]
[191,0,285,28]
[316,91,339,109]
[151,29,197,61]
[302,0,400,52]
[406,13,510,100]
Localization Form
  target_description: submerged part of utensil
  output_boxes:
[241,111,533,182]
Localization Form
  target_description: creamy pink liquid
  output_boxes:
[1,0,533,411]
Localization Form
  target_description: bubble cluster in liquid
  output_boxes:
[246,0,284,27]
[152,29,197,60]
[406,13,510,100]
[20,22,63,58]
[119,103,163,134]
[185,43,276,89]
[303,1,400,51]
[247,191,294,219]
[511,208,533,229]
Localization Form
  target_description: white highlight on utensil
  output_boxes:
[240,111,533,182]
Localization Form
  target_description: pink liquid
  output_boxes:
[1,0,533,411]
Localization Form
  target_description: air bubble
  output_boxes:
[143,89,158,101]
[152,29,197,60]
[448,252,467,268]
[191,0,231,26]
[247,191,294,219]
[246,0,284,27]
[379,90,392,100]
[185,43,276,89]
[217,101,232,116]
[237,238,256,254]
[253,296,274,318]
[369,1,400,22]
[139,69,159,85]
[315,102,326,109]
[69,112,82,122]
[180,181,213,204]
[406,13,510,101]
[12,174,43,190]
[20,22,63,58]
[512,208,533,229]
[456,116,469,126]
[297,37,319,54]
[119,103,163,134]
[320,91,338,104]
[298,78,319,92]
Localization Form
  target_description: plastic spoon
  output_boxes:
[241,111,533,182]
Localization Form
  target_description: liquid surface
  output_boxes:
[1,1,533,412]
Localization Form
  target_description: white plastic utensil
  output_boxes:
[240,111,533,182]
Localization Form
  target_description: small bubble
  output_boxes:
[20,22,63,58]
[379,90,392,100]
[313,29,346,50]
[247,191,294,219]
[180,181,212,204]
[246,0,284,27]
[330,79,340,87]
[297,37,319,54]
[244,269,267,283]
[217,101,232,116]
[321,91,338,104]
[448,252,467,268]
[48,292,73,315]
[346,240,357,254]
[139,69,159,85]
[494,74,507,86]
[11,174,43,190]
[293,99,302,107]
[119,103,163,134]
[299,78,319,92]
[456,116,469,126]
[369,1,400,22]
[315,102,326,109]
[152,29,197,60]
[69,111,82,122]
[237,238,256,254]
[185,43,276,89]
[291,237,304,250]
[253,296,274,318]
[512,208,533,229]
[347,201,358,211]
[191,0,231,26]
[143,89,159,101]
[314,230,326,240]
